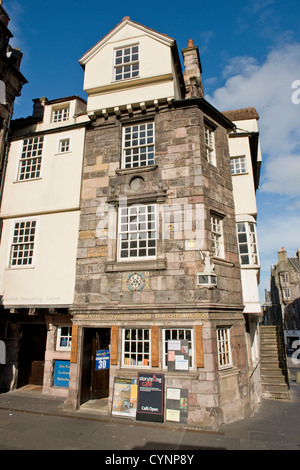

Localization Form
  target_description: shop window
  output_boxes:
[122,328,150,367]
[162,328,194,369]
[56,326,72,351]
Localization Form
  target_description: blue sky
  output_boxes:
[5,0,300,302]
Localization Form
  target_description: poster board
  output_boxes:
[166,387,188,423]
[167,340,189,372]
[111,377,138,419]
[136,373,164,423]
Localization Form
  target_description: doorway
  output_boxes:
[17,324,47,389]
[80,328,111,405]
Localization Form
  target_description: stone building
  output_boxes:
[266,247,300,353]
[64,18,260,428]
[0,17,263,428]
[0,0,27,195]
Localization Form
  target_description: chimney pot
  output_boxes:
[187,39,194,48]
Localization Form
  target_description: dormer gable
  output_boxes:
[79,17,184,118]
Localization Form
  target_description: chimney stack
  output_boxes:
[182,39,204,99]
[278,247,288,263]
[32,97,48,120]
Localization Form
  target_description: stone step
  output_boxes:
[261,390,290,400]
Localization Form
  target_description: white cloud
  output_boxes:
[207,42,300,198]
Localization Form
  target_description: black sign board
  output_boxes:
[136,373,164,422]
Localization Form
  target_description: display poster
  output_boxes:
[167,340,189,372]
[53,360,70,388]
[166,387,188,423]
[136,373,164,423]
[111,377,138,418]
[95,350,110,370]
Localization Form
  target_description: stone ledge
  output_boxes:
[105,258,167,272]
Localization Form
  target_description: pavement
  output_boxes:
[0,359,299,452]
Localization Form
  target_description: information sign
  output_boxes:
[136,373,164,422]
[111,377,138,418]
[167,340,189,372]
[53,360,70,388]
[95,350,110,370]
[166,387,188,423]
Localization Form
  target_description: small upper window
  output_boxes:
[211,214,224,258]
[231,156,247,175]
[114,45,139,81]
[58,138,70,153]
[53,107,70,123]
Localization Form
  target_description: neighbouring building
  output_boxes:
[265,247,300,353]
[0,0,27,212]
[223,107,262,407]
[0,96,88,393]
[0,17,264,429]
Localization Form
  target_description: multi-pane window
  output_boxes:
[10,220,36,267]
[163,329,194,369]
[122,328,150,366]
[18,136,43,181]
[114,45,139,81]
[118,204,157,260]
[211,214,224,258]
[205,126,216,165]
[231,156,247,175]
[237,222,258,265]
[283,288,291,300]
[122,122,154,168]
[217,327,232,368]
[58,138,70,153]
[56,327,72,351]
[53,107,69,123]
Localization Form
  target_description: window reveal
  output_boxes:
[10,220,36,267]
[114,45,139,81]
[118,204,157,260]
[18,136,44,181]
[122,122,154,168]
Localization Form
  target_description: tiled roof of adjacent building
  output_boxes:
[222,107,259,121]
[289,257,300,273]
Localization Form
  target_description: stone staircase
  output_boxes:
[260,325,290,399]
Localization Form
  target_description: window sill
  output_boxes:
[107,190,167,206]
[218,366,240,377]
[105,258,167,272]
[116,164,158,175]
[212,256,235,268]
[13,177,42,184]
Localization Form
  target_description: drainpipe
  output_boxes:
[0,104,13,243]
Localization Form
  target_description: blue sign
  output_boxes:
[54,360,70,388]
[95,350,110,370]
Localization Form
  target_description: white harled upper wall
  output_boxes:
[80,20,182,113]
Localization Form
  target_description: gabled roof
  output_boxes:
[79,16,175,67]
[289,257,300,273]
